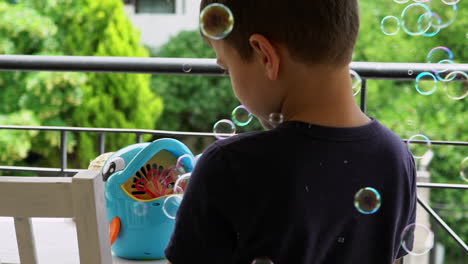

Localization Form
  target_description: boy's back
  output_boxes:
[165,0,417,263]
[166,118,417,264]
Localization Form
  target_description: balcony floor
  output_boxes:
[0,217,167,264]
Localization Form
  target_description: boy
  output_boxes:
[165,1,417,263]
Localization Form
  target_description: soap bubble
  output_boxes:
[268,113,284,127]
[354,187,381,214]
[200,3,234,40]
[232,105,253,127]
[441,0,460,4]
[162,194,183,219]
[419,12,441,37]
[251,257,274,264]
[401,223,434,256]
[427,46,454,64]
[381,16,400,36]
[350,69,362,96]
[174,173,191,194]
[432,3,458,29]
[415,72,437,95]
[460,157,468,182]
[381,16,400,33]
[132,202,148,217]
[443,71,468,100]
[401,3,432,36]
[393,0,410,4]
[176,154,194,175]
[407,134,431,159]
[182,63,192,73]
[194,153,203,165]
[213,119,236,140]
[432,59,455,81]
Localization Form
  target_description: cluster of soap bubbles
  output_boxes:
[213,105,286,139]
[415,47,467,99]
[381,2,458,37]
[354,187,435,256]
[213,104,253,140]
[161,154,201,219]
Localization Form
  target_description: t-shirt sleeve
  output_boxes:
[165,144,237,264]
[396,152,418,259]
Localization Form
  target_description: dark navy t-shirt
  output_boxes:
[165,118,417,264]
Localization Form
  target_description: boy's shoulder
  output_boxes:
[214,130,274,148]
[199,129,277,161]
[203,118,410,161]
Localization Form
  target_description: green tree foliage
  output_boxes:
[0,111,39,165]
[0,0,163,168]
[151,31,261,133]
[62,0,163,167]
[0,1,82,169]
[153,1,467,260]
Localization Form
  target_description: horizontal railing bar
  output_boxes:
[0,125,466,146]
[351,62,468,81]
[402,139,468,146]
[0,55,467,80]
[2,163,468,190]
[417,183,468,190]
[0,125,218,137]
[0,55,226,76]
[0,166,84,174]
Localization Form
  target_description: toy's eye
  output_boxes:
[102,157,125,182]
[167,182,175,188]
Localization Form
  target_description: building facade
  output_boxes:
[123,0,201,48]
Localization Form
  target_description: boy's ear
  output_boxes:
[249,34,280,80]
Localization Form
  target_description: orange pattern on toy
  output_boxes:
[121,150,179,200]
[110,216,121,245]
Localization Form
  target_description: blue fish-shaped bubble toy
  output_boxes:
[102,138,194,260]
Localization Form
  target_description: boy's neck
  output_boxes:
[279,64,370,128]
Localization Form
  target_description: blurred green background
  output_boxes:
[0,0,466,262]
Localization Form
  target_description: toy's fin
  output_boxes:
[110,216,121,245]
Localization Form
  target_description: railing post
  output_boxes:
[360,79,367,113]
[136,133,143,143]
[417,198,468,252]
[60,131,68,177]
[98,133,106,154]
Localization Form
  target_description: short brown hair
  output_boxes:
[200,0,360,66]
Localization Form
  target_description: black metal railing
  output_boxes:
[0,55,467,253]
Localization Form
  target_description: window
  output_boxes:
[136,0,176,14]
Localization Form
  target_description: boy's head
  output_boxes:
[201,0,360,66]
[200,0,360,123]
